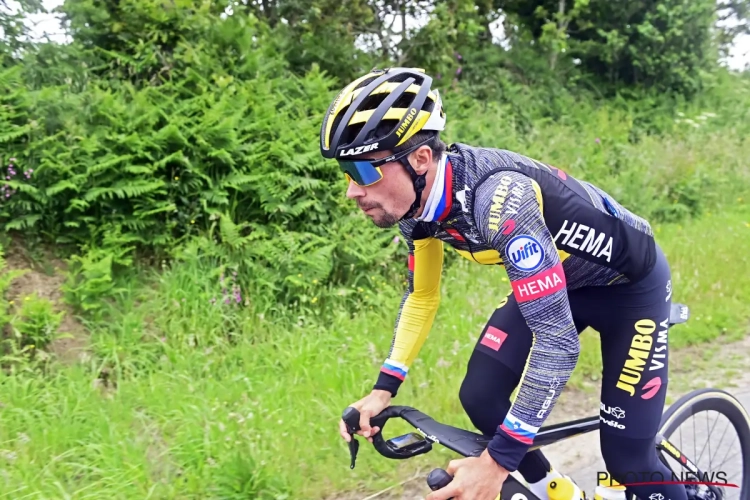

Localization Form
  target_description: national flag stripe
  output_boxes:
[436,159,454,221]
[381,360,409,381]
[500,424,535,445]
[381,367,406,380]
[499,415,538,445]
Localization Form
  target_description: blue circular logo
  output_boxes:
[505,235,545,271]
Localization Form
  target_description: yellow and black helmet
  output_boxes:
[320,67,446,160]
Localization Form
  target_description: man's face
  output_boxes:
[344,149,416,228]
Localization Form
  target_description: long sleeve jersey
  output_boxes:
[372,143,657,471]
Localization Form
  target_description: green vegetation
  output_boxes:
[0,205,748,498]
[1,0,749,304]
[2,0,750,497]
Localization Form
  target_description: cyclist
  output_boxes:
[321,67,688,500]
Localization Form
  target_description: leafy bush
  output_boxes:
[2,7,749,307]
[62,244,132,314]
[1,15,408,303]
[8,292,65,351]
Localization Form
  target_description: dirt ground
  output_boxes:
[3,243,89,364]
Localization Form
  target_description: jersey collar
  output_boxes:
[416,153,454,223]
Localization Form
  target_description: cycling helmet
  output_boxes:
[320,67,446,219]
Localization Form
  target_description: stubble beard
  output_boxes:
[372,211,399,228]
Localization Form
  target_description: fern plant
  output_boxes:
[0,14,420,305]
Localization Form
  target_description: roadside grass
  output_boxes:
[0,206,748,498]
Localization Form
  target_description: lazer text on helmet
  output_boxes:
[340,143,380,157]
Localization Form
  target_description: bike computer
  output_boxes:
[388,432,429,451]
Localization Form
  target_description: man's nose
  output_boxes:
[346,180,366,199]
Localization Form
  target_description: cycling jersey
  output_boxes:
[373,142,658,471]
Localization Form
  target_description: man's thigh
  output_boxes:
[460,291,587,435]
[570,248,673,439]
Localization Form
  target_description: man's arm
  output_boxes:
[374,222,444,397]
[474,170,580,472]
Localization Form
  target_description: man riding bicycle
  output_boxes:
[320,67,688,500]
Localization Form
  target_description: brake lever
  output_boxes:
[341,406,401,468]
[348,436,359,469]
[342,406,433,467]
[342,407,361,469]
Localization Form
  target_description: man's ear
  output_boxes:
[410,145,435,176]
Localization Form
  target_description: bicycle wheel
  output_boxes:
[656,388,750,500]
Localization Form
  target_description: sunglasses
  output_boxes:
[337,137,434,187]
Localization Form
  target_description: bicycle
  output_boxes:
[341,302,750,500]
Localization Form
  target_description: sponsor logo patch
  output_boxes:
[396,108,418,138]
[480,326,508,351]
[553,219,613,263]
[505,235,544,271]
[600,403,626,419]
[511,263,566,302]
[600,416,626,429]
[616,318,668,397]
[641,376,662,400]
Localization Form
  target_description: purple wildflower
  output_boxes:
[224,297,231,305]
[595,138,601,144]
[455,67,462,76]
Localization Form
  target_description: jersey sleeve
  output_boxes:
[373,222,444,397]
[473,171,580,472]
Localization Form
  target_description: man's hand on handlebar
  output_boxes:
[339,390,392,444]
[425,450,510,500]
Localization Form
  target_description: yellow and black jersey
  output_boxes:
[374,142,657,464]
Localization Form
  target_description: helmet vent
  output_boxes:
[366,120,399,142]
[392,93,415,109]
[329,104,350,139]
[344,123,364,146]
[359,93,388,111]
[389,72,419,84]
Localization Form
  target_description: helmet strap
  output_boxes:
[399,157,427,220]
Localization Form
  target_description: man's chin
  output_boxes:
[371,213,399,229]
